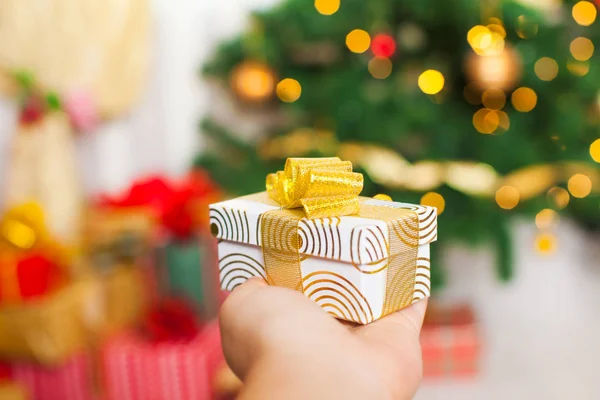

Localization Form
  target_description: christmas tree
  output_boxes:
[197,0,600,287]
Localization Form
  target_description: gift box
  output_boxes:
[0,381,28,400]
[0,279,103,365]
[210,158,437,324]
[420,304,481,378]
[102,265,149,334]
[10,353,93,400]
[101,321,224,400]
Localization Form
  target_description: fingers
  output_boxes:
[360,298,428,338]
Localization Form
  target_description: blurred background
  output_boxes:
[0,0,599,399]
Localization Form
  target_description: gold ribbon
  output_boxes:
[261,158,421,319]
[266,157,363,219]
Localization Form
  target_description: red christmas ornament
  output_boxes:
[371,34,397,58]
[19,95,46,125]
[143,298,200,343]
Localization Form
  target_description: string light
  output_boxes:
[511,87,537,112]
[418,70,445,95]
[515,16,538,39]
[568,174,592,198]
[230,61,275,102]
[420,192,446,215]
[547,187,570,209]
[346,29,371,53]
[570,37,594,61]
[535,209,559,229]
[371,34,396,58]
[572,1,597,26]
[495,185,520,209]
[368,57,393,79]
[276,78,302,103]
[534,57,559,81]
[535,232,556,254]
[473,108,500,134]
[314,0,340,15]
[482,88,506,110]
[590,138,600,162]
[567,60,590,76]
[467,25,504,56]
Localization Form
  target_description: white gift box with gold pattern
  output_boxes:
[210,192,437,325]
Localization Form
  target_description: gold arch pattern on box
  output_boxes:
[298,217,342,260]
[210,207,250,243]
[412,257,431,303]
[219,253,266,291]
[302,270,374,324]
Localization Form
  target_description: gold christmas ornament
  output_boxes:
[464,45,522,91]
[276,78,302,103]
[230,60,276,103]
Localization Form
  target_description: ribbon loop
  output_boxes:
[266,157,363,218]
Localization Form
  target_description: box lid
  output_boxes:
[209,192,437,265]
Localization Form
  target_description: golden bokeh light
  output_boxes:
[567,173,592,198]
[373,194,393,201]
[535,209,559,229]
[467,25,504,56]
[496,110,511,134]
[314,0,340,15]
[495,185,520,209]
[368,57,393,79]
[482,88,506,110]
[1,219,36,249]
[567,59,590,76]
[547,187,570,209]
[463,83,482,105]
[346,29,371,53]
[487,23,506,38]
[420,192,446,215]
[516,15,538,39]
[276,78,302,103]
[230,61,275,102]
[511,87,537,112]
[418,69,445,95]
[572,1,597,26]
[473,108,500,134]
[570,37,594,61]
[534,57,559,81]
[590,138,600,162]
[535,232,556,254]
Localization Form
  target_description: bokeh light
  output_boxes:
[568,174,592,198]
[276,78,302,102]
[1,219,36,249]
[371,34,396,58]
[467,25,504,56]
[473,108,500,134]
[515,15,538,39]
[572,1,597,26]
[368,57,393,79]
[535,232,556,254]
[230,61,275,102]
[570,37,594,61]
[567,59,590,76]
[535,209,559,229]
[463,83,482,105]
[495,185,520,209]
[534,57,559,81]
[496,110,511,134]
[346,29,371,53]
[590,138,600,162]
[314,0,340,15]
[418,69,445,95]
[373,194,392,201]
[482,88,506,110]
[547,187,570,209]
[511,87,537,112]
[420,192,446,215]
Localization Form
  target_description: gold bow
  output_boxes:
[266,157,364,219]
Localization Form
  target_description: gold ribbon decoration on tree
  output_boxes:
[261,158,420,317]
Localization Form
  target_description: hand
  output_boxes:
[220,278,428,400]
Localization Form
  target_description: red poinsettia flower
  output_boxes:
[143,298,200,343]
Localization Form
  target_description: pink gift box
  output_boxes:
[10,353,93,400]
[102,321,224,400]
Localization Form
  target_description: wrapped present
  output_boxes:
[0,279,103,365]
[102,265,148,334]
[420,304,481,378]
[0,381,28,400]
[10,353,93,400]
[209,158,437,324]
[101,320,224,400]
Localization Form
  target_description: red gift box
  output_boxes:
[101,321,224,400]
[420,304,481,378]
[10,353,93,400]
